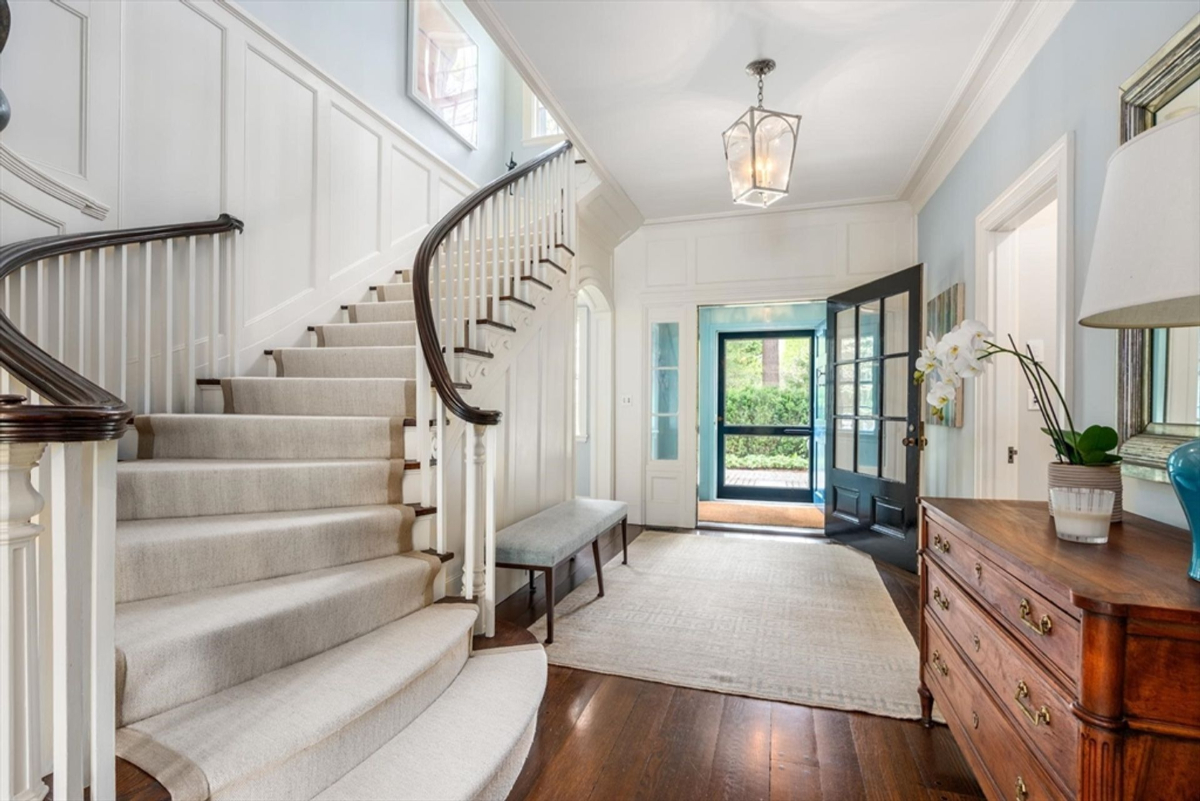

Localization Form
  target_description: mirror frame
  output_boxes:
[1116,14,1200,482]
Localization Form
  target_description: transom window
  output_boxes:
[523,83,564,145]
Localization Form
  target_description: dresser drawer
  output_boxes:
[925,516,1080,682]
[925,617,1069,801]
[925,559,1078,783]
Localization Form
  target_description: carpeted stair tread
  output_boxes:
[115,554,441,727]
[375,282,413,302]
[117,505,416,603]
[314,646,547,801]
[220,377,415,417]
[134,414,406,460]
[117,458,406,520]
[273,346,417,378]
[314,321,415,347]
[347,300,414,323]
[117,604,478,801]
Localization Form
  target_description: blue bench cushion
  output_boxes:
[495,498,628,567]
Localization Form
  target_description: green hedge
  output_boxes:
[726,453,809,470]
[724,385,811,470]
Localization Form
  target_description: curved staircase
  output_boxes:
[0,141,576,800]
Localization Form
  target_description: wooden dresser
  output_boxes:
[919,499,1200,801]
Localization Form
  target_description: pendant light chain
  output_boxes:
[757,74,765,108]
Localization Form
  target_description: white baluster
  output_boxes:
[492,192,500,325]
[484,424,497,637]
[435,397,446,555]
[142,243,153,414]
[34,261,46,407]
[163,240,174,412]
[48,442,85,801]
[471,425,486,613]
[78,252,87,381]
[119,247,129,402]
[0,438,49,801]
[56,258,66,373]
[415,336,432,513]
[96,249,107,395]
[209,234,220,379]
[468,209,478,352]
[455,225,465,380]
[185,237,196,413]
[464,425,477,602]
[226,232,238,378]
[85,440,117,801]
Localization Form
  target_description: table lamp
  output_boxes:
[1079,110,1200,580]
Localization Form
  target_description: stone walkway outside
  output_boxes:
[725,468,811,489]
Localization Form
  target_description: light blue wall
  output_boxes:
[917,0,1196,525]
[697,302,827,502]
[237,0,513,186]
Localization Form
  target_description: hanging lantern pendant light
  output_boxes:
[722,58,801,208]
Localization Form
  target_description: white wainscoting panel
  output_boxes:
[329,105,382,277]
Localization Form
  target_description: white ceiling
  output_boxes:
[486,0,1009,221]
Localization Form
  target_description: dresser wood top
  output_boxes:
[922,498,1200,623]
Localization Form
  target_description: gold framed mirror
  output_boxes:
[1116,14,1200,482]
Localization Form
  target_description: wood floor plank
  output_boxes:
[506,666,606,801]
[811,709,867,801]
[849,714,930,801]
[901,718,986,798]
[634,687,726,801]
[706,695,773,801]
[769,703,822,801]
[584,681,677,801]
[523,675,644,801]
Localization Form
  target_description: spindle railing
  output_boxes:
[412,141,575,635]
[0,214,243,801]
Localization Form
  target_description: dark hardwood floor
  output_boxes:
[487,523,986,801]
[99,522,982,801]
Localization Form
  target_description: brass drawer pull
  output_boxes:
[1015,775,1028,801]
[932,533,951,553]
[1018,598,1053,635]
[971,711,979,729]
[933,587,949,611]
[931,650,949,676]
[974,561,983,580]
[971,633,981,652]
[1015,680,1052,726]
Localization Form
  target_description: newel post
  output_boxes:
[0,433,49,801]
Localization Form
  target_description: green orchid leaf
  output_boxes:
[1076,425,1119,456]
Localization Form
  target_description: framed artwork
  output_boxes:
[927,282,965,427]
[408,0,479,148]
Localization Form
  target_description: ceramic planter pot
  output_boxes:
[1047,462,1122,521]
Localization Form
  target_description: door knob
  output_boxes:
[903,436,927,448]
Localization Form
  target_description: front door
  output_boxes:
[717,330,814,503]
[825,264,923,571]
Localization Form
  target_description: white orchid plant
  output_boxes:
[914,320,1121,466]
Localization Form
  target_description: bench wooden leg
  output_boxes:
[592,539,605,598]
[621,517,628,564]
[543,565,555,644]
[529,569,536,597]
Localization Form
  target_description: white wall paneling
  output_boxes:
[0,0,477,376]
[613,201,917,526]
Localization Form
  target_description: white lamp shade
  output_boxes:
[1079,110,1200,328]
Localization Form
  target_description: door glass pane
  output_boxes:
[724,435,811,489]
[651,415,678,460]
[835,418,854,471]
[882,420,906,482]
[652,322,679,367]
[858,360,879,416]
[856,419,879,476]
[883,356,908,417]
[723,337,811,425]
[883,292,909,355]
[859,300,880,358]
[652,369,678,414]
[836,364,855,415]
[836,309,855,362]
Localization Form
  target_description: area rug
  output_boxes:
[529,530,930,721]
[697,500,825,529]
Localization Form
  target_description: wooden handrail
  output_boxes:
[412,141,572,426]
[0,214,244,442]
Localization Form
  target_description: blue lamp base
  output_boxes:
[1167,438,1200,582]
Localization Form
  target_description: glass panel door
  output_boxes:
[717,330,814,502]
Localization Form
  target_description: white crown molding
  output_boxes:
[900,0,1074,213]
[642,194,901,227]
[214,0,478,192]
[0,142,111,220]
[467,0,644,241]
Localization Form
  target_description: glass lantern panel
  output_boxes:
[752,110,798,193]
[722,116,754,202]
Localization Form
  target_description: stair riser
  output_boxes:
[134,416,408,461]
[347,301,415,323]
[116,506,416,603]
[117,460,406,520]
[314,322,416,348]
[273,348,416,379]
[222,378,416,417]
[117,556,438,726]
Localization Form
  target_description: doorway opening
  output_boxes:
[973,134,1074,499]
[697,302,826,532]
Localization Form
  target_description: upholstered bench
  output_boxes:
[495,498,628,644]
